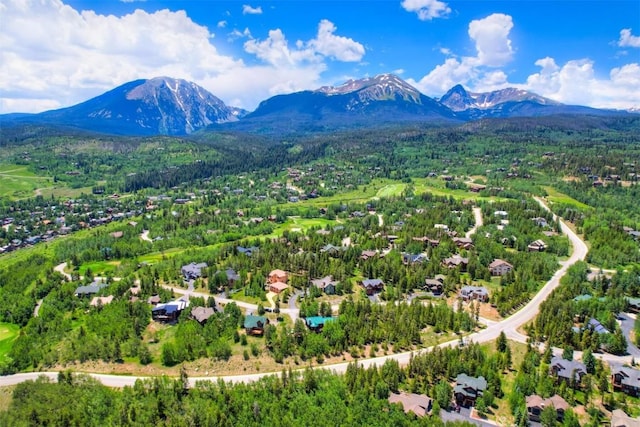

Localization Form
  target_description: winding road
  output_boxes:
[1,197,632,389]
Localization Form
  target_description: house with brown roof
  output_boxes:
[269,281,289,294]
[90,295,114,307]
[360,250,378,260]
[488,259,513,276]
[388,392,433,417]
[611,409,640,427]
[191,306,216,324]
[452,237,474,249]
[268,269,288,284]
[423,277,444,296]
[442,254,469,270]
[360,278,384,295]
[526,394,569,422]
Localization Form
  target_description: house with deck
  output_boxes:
[360,278,384,295]
[181,262,208,280]
[388,392,433,417]
[611,365,640,396]
[526,394,569,422]
[488,259,513,276]
[244,314,268,336]
[550,356,587,386]
[310,275,338,295]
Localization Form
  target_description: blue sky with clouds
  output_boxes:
[1,0,639,113]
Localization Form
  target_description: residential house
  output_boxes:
[360,278,384,295]
[360,250,378,260]
[611,365,640,396]
[526,394,569,422]
[305,316,335,332]
[244,314,268,336]
[442,254,469,270]
[191,306,216,324]
[310,275,338,295]
[147,294,161,306]
[388,392,433,417]
[587,318,610,335]
[459,286,489,302]
[423,277,444,296]
[531,217,549,227]
[611,409,640,427]
[528,239,547,252]
[413,236,440,247]
[181,262,208,280]
[320,244,343,256]
[236,246,258,256]
[89,295,114,307]
[269,281,289,294]
[74,281,108,297]
[402,252,428,265]
[452,237,474,250]
[454,373,487,407]
[626,297,640,313]
[488,259,513,276]
[152,298,189,323]
[268,269,288,284]
[550,356,587,386]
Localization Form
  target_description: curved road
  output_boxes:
[2,197,630,388]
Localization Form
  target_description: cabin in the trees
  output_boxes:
[181,262,208,280]
[237,246,258,256]
[191,306,216,325]
[320,244,343,256]
[610,409,640,427]
[527,239,547,252]
[459,286,489,302]
[310,275,338,295]
[423,277,444,296]
[360,278,384,295]
[452,237,474,250]
[74,281,108,298]
[549,356,587,386]
[268,281,289,294]
[611,365,640,396]
[526,394,569,422]
[388,392,433,417]
[305,316,335,332]
[402,252,428,265]
[89,295,114,307]
[454,373,487,407]
[244,314,268,336]
[488,259,513,276]
[151,298,189,323]
[442,254,468,270]
[268,269,288,284]
[360,250,377,260]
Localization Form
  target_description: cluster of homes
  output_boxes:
[0,199,141,254]
[388,357,640,424]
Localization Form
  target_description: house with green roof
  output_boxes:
[244,314,268,336]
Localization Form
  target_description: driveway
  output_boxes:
[618,312,640,358]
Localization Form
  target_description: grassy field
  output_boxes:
[0,164,53,200]
[78,260,121,276]
[0,322,19,364]
[543,186,592,210]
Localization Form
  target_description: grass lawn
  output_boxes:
[0,322,20,364]
[78,260,121,276]
[230,288,265,305]
[542,186,592,211]
[0,164,54,200]
[0,386,15,412]
[137,247,186,264]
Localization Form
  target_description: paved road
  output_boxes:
[465,206,483,239]
[2,197,632,389]
[618,312,640,358]
[53,262,72,281]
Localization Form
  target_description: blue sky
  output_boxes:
[1,0,639,113]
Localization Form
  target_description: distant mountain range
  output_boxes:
[0,74,632,136]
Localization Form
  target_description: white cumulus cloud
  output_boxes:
[242,4,262,15]
[0,0,367,113]
[618,28,640,48]
[401,0,451,21]
[307,20,365,62]
[409,13,515,94]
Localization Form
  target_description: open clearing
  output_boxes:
[0,323,19,363]
[0,164,53,200]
